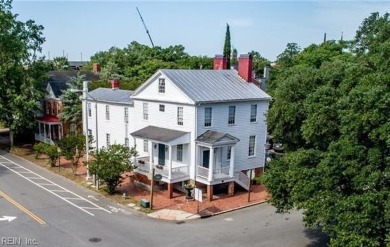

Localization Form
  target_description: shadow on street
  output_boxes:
[305,228,329,247]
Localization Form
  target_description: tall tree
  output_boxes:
[223,23,231,69]
[0,0,46,147]
[58,73,85,128]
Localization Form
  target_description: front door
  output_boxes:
[158,144,165,166]
[203,150,210,168]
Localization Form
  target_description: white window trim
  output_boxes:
[105,105,110,120]
[250,104,257,123]
[158,78,165,93]
[177,107,183,126]
[248,135,256,157]
[228,106,236,125]
[204,107,212,127]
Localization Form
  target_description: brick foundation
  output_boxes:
[207,185,213,201]
[228,181,235,197]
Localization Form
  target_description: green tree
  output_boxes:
[58,134,85,174]
[276,42,301,67]
[263,12,390,247]
[223,23,231,69]
[89,144,137,194]
[52,56,69,70]
[58,73,85,129]
[0,0,46,147]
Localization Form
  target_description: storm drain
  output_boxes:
[89,238,102,243]
[175,221,185,224]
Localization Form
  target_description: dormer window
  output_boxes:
[158,78,165,93]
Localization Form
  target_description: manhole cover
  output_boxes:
[89,238,102,243]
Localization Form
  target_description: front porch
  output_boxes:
[35,115,63,145]
[131,126,191,190]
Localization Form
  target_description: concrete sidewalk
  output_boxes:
[148,209,200,221]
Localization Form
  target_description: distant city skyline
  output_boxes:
[13,1,390,61]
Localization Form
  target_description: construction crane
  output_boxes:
[136,7,155,48]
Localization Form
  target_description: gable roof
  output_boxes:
[157,69,271,103]
[47,70,100,98]
[88,88,134,105]
[196,130,239,145]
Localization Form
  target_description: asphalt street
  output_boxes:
[0,149,327,247]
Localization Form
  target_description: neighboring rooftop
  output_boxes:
[159,69,271,103]
[47,70,100,98]
[88,88,134,104]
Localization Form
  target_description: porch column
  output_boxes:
[148,140,153,169]
[60,124,63,139]
[43,124,46,137]
[229,146,235,177]
[208,147,214,182]
[132,137,137,167]
[168,145,172,179]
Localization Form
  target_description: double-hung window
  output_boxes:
[228,106,236,125]
[204,107,212,127]
[177,107,183,126]
[143,103,148,120]
[227,146,232,160]
[88,103,92,117]
[106,133,111,147]
[248,135,256,156]
[105,105,110,120]
[124,107,129,123]
[177,144,183,162]
[143,140,148,152]
[158,78,165,93]
[159,104,165,112]
[250,105,257,122]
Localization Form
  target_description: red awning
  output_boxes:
[36,115,61,123]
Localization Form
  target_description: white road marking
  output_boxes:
[224,217,234,221]
[0,216,17,222]
[0,155,111,216]
[87,195,99,201]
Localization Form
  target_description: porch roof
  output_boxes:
[36,115,61,123]
[131,126,189,143]
[196,130,239,145]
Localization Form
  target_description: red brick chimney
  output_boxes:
[238,54,253,82]
[110,78,120,90]
[92,63,101,73]
[213,55,227,70]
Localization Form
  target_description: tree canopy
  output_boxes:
[0,0,46,146]
[263,12,390,247]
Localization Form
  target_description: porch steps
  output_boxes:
[234,171,250,191]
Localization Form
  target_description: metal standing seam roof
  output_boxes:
[160,69,271,103]
[87,88,134,104]
[131,126,189,143]
[196,130,240,144]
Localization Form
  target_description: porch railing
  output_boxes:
[197,166,209,179]
[136,159,151,172]
[214,166,230,176]
[35,134,55,145]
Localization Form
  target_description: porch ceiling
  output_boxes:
[131,125,189,143]
[36,115,61,123]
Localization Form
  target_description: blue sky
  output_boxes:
[13,1,390,62]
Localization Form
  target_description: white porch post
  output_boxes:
[230,145,235,177]
[208,147,214,182]
[43,124,46,137]
[168,145,172,179]
[148,140,153,170]
[133,137,137,167]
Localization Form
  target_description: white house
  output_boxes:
[83,54,271,201]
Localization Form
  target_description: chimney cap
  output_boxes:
[239,54,252,58]
[214,54,226,58]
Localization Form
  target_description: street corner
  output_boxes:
[148,209,200,221]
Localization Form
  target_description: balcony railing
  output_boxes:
[197,165,232,181]
[135,157,189,180]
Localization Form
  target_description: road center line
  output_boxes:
[0,190,46,225]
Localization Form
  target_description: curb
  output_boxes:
[200,199,269,218]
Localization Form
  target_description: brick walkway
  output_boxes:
[116,173,270,215]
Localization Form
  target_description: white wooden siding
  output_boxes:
[196,101,269,171]
[132,74,194,105]
[83,101,135,151]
